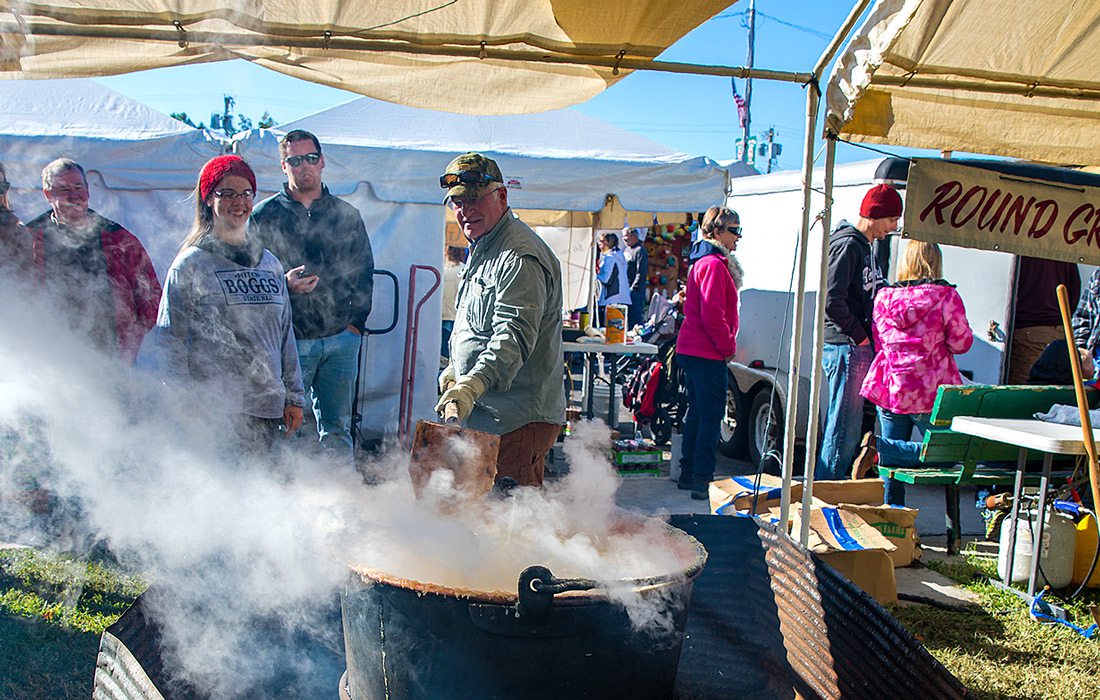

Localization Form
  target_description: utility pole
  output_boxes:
[741,0,755,161]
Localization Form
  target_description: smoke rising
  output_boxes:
[0,277,698,697]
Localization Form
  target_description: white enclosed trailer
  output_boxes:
[720,157,1087,469]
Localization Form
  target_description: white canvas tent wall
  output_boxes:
[0,78,223,277]
[234,98,729,439]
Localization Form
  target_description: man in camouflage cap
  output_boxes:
[436,152,566,487]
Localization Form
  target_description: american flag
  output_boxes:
[731,79,748,129]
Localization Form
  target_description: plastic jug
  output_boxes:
[997,508,1076,589]
[1072,513,1100,589]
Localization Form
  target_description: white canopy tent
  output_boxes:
[0,78,223,275]
[234,98,730,439]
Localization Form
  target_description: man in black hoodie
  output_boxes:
[815,184,900,481]
[252,130,374,460]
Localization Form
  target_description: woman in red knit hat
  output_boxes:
[154,155,305,450]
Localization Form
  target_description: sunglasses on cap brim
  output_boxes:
[440,170,501,190]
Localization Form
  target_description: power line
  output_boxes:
[715,9,832,40]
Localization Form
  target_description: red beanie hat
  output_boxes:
[198,155,257,201]
[860,184,903,219]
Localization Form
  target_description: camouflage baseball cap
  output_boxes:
[440,152,503,202]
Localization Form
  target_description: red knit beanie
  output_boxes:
[198,155,256,201]
[859,184,903,219]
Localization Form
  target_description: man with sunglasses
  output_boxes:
[252,130,374,459]
[436,152,565,487]
[24,158,161,365]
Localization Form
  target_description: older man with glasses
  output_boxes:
[436,152,565,487]
[252,129,375,460]
[24,158,161,365]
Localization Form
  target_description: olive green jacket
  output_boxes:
[449,210,566,435]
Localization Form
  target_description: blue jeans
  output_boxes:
[678,354,728,491]
[296,330,361,457]
[629,288,647,329]
[441,320,454,359]
[815,343,874,481]
[877,409,930,506]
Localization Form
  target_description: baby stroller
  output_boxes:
[619,293,687,445]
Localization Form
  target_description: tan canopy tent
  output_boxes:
[2,0,739,114]
[825,0,1100,165]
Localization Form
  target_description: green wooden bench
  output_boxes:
[876,384,1097,554]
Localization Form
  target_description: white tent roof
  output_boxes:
[0,78,221,190]
[1,1,733,115]
[236,97,729,212]
[824,0,1100,164]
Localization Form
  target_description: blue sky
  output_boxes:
[96,1,915,171]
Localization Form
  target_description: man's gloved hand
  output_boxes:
[434,375,487,422]
[438,364,456,394]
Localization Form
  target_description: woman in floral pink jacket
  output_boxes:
[859,241,973,505]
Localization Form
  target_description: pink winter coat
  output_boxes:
[860,280,973,414]
[676,241,739,360]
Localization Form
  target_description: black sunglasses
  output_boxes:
[284,153,321,167]
[440,170,500,189]
[0,181,8,195]
[725,225,742,235]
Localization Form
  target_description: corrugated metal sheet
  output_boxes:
[669,514,971,699]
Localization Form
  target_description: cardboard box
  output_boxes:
[708,476,885,516]
[811,479,884,507]
[792,504,897,556]
[612,450,663,465]
[819,550,898,606]
[709,474,797,515]
[837,503,920,568]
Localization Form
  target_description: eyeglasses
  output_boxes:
[440,170,500,190]
[213,189,255,201]
[724,225,742,236]
[0,181,8,195]
[283,153,321,167]
[446,187,499,210]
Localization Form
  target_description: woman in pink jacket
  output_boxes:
[859,241,973,505]
[675,206,742,499]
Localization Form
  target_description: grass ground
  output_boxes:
[0,547,146,699]
[894,546,1100,700]
[0,543,1098,699]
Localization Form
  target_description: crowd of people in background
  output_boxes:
[0,131,375,459]
[4,145,1099,508]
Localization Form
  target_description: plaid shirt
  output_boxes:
[1072,268,1100,355]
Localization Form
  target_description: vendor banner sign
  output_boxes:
[904,159,1100,265]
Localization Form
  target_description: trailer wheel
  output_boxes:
[747,389,783,474]
[718,373,749,457]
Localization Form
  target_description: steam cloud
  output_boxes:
[0,276,697,696]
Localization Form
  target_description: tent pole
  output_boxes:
[778,81,821,534]
[781,0,867,540]
[0,21,813,84]
[798,136,836,547]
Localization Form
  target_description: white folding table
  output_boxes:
[563,340,658,428]
[949,416,1097,598]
